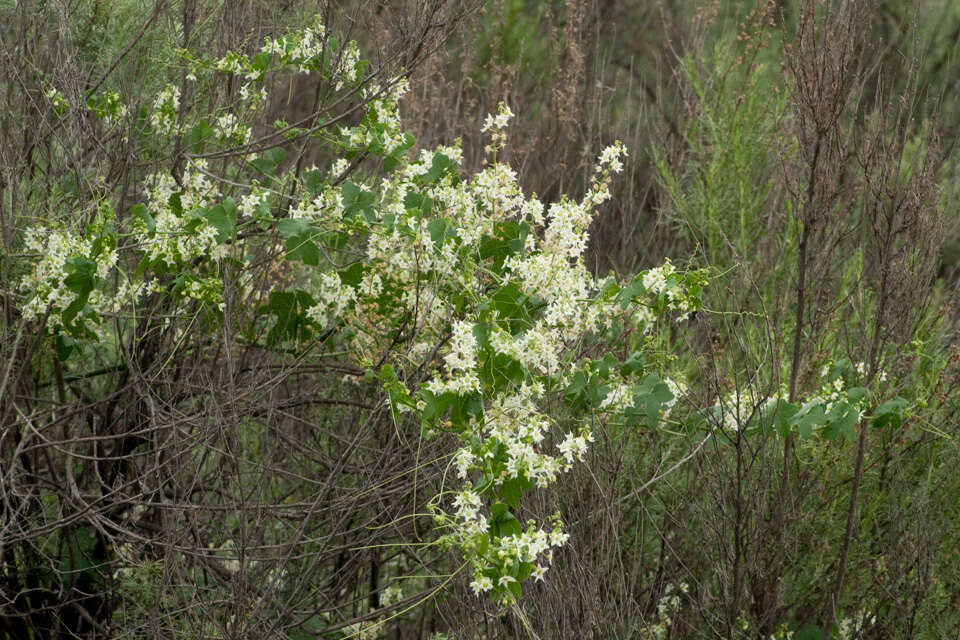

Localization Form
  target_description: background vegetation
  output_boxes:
[2,0,960,638]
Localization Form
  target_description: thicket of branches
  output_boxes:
[2,1,960,639]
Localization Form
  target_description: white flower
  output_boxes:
[599,381,632,412]
[455,449,475,479]
[470,576,493,595]
[305,272,356,327]
[596,141,628,173]
[239,190,267,218]
[380,585,403,607]
[443,320,478,373]
[549,529,570,547]
[330,158,349,178]
[452,490,482,523]
[481,102,514,133]
[642,265,669,294]
[558,432,588,467]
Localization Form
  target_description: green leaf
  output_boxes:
[277,219,321,265]
[403,190,433,216]
[450,393,483,431]
[626,373,674,429]
[618,273,647,309]
[201,204,235,242]
[483,282,542,332]
[790,401,827,439]
[222,197,237,219]
[60,291,90,337]
[774,401,798,438]
[253,197,272,230]
[419,390,440,423]
[285,236,320,265]
[382,133,415,171]
[427,218,454,249]
[835,407,860,443]
[592,383,611,408]
[382,153,401,172]
[517,562,534,582]
[419,389,455,424]
[420,152,454,184]
[793,625,825,640]
[58,526,103,577]
[131,203,154,232]
[379,364,398,384]
[303,169,326,197]
[563,370,590,409]
[63,257,96,293]
[490,505,522,537]
[187,119,214,153]
[380,365,411,423]
[61,257,97,329]
[341,180,376,220]
[295,290,316,312]
[92,224,116,255]
[168,192,184,216]
[276,218,310,239]
[619,352,645,377]
[479,222,529,274]
[338,262,365,287]
[846,386,871,403]
[366,131,385,156]
[252,51,271,71]
[55,334,77,361]
[480,352,524,391]
[250,147,285,177]
[264,290,314,345]
[133,255,152,279]
[182,212,204,235]
[596,353,619,379]
[60,173,79,199]
[474,533,489,558]
[872,397,909,429]
[564,370,588,405]
[473,322,490,349]
[499,478,523,509]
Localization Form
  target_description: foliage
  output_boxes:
[3,1,960,639]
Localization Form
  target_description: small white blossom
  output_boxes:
[470,576,493,595]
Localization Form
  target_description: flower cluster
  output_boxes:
[641,582,688,640]
[597,140,628,173]
[696,358,899,442]
[259,15,365,87]
[45,86,69,115]
[89,90,129,129]
[213,50,255,78]
[18,228,114,334]
[150,84,180,135]
[261,16,327,72]
[640,259,695,321]
[134,160,226,267]
[305,272,356,327]
[214,112,251,144]
[481,102,514,153]
[339,79,410,156]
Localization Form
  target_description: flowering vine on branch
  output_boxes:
[16,16,707,614]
